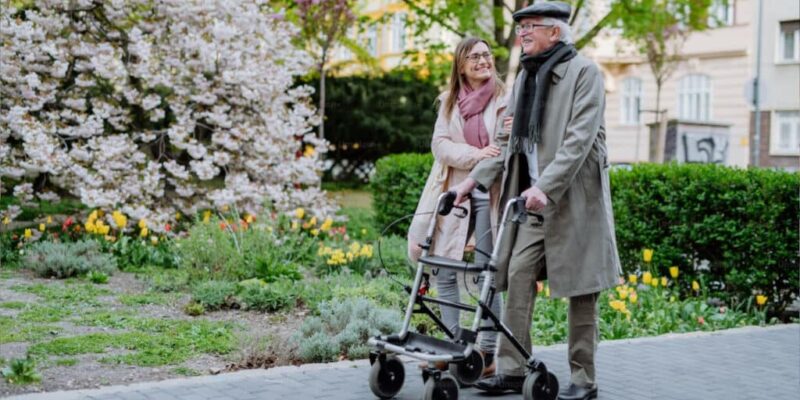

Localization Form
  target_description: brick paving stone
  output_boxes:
[5,324,797,400]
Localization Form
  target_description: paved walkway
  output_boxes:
[6,324,798,400]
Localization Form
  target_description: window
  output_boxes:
[771,111,800,155]
[620,77,643,125]
[366,25,378,56]
[778,20,800,62]
[678,74,712,121]
[391,13,406,53]
[708,0,734,27]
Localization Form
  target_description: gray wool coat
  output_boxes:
[470,53,622,298]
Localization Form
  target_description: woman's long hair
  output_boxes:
[442,37,505,121]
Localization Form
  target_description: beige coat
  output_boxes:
[470,54,622,298]
[407,92,506,261]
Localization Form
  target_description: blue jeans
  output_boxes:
[435,196,502,354]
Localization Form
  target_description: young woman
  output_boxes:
[407,37,508,377]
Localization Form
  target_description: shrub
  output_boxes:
[183,302,205,316]
[25,240,116,279]
[371,153,433,236]
[191,281,238,311]
[611,163,799,316]
[109,236,177,271]
[176,214,316,281]
[237,279,296,312]
[303,69,439,182]
[147,269,190,293]
[371,157,799,315]
[293,298,402,363]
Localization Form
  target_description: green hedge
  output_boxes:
[372,155,799,315]
[370,153,434,236]
[610,163,798,316]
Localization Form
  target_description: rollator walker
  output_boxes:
[367,191,559,400]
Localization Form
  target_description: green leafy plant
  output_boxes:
[25,240,116,279]
[191,281,238,311]
[109,235,177,271]
[236,279,297,312]
[183,302,205,316]
[1,357,41,384]
[87,270,109,284]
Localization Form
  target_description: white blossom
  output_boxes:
[0,1,335,226]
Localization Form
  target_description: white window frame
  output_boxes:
[366,25,378,57]
[777,20,800,63]
[619,77,643,125]
[391,13,406,53]
[677,74,712,122]
[708,0,735,27]
[770,110,800,156]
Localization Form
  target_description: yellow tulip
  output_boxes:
[303,145,315,157]
[291,221,299,230]
[2,217,9,225]
[628,274,638,284]
[650,278,659,288]
[138,219,147,229]
[88,210,98,222]
[112,211,127,228]
[661,277,668,287]
[175,212,181,221]
[24,228,32,239]
[150,236,158,245]
[295,208,305,220]
[642,249,653,263]
[320,217,333,232]
[245,214,254,224]
[308,216,317,227]
[202,210,211,223]
[756,295,767,306]
[669,266,679,278]
[38,223,45,232]
[310,229,319,236]
[46,216,52,224]
[629,291,638,304]
[618,288,629,300]
[692,280,700,292]
[642,272,652,285]
[140,227,149,237]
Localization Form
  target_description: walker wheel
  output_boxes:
[368,356,405,399]
[422,374,459,400]
[449,350,484,386]
[522,371,559,400]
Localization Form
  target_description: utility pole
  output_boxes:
[753,0,763,167]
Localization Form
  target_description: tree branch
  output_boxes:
[400,0,464,37]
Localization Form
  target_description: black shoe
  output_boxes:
[557,383,598,400]
[473,374,524,394]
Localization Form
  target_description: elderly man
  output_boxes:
[451,2,621,399]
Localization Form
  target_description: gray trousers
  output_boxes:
[435,196,503,353]
[496,218,600,387]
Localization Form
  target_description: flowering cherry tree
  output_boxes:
[0,0,334,232]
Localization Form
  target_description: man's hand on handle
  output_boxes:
[452,177,477,205]
[521,186,548,212]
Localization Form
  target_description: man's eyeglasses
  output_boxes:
[515,23,554,35]
[466,52,493,63]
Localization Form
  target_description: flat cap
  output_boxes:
[512,1,571,22]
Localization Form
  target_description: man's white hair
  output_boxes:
[542,16,574,45]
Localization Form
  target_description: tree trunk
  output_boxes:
[653,80,665,163]
[319,68,326,140]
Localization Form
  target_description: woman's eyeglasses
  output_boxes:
[466,52,493,63]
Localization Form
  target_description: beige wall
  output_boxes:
[596,0,754,166]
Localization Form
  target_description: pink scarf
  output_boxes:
[457,77,494,148]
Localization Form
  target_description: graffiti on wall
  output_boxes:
[680,132,729,164]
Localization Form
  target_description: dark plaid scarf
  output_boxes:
[510,42,577,153]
